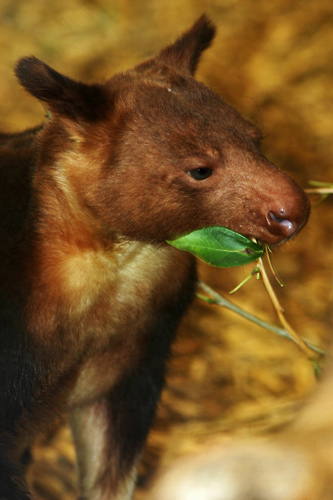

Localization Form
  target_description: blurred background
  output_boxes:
[0,0,332,498]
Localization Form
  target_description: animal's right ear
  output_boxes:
[15,56,109,122]
[156,15,216,75]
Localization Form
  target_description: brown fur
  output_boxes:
[0,16,310,500]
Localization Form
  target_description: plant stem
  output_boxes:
[255,258,315,358]
[305,188,333,194]
[197,280,324,357]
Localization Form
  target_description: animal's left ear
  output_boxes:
[156,15,216,75]
[15,56,109,122]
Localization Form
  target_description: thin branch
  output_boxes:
[305,181,333,196]
[197,280,324,357]
[305,188,333,194]
[255,257,315,358]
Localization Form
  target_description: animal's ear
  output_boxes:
[15,56,108,122]
[156,15,216,75]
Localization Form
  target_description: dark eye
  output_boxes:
[188,167,213,181]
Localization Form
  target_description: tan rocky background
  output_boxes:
[0,0,332,498]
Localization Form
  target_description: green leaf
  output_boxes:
[167,226,263,268]
[308,180,333,187]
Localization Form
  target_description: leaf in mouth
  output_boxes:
[167,226,263,267]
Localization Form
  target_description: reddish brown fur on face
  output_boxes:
[0,15,310,500]
[85,74,310,245]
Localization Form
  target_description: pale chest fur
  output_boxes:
[26,240,194,407]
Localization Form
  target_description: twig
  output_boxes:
[305,188,333,194]
[255,257,315,358]
[305,181,333,196]
[197,280,324,357]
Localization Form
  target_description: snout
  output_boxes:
[262,178,311,245]
[199,163,310,248]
